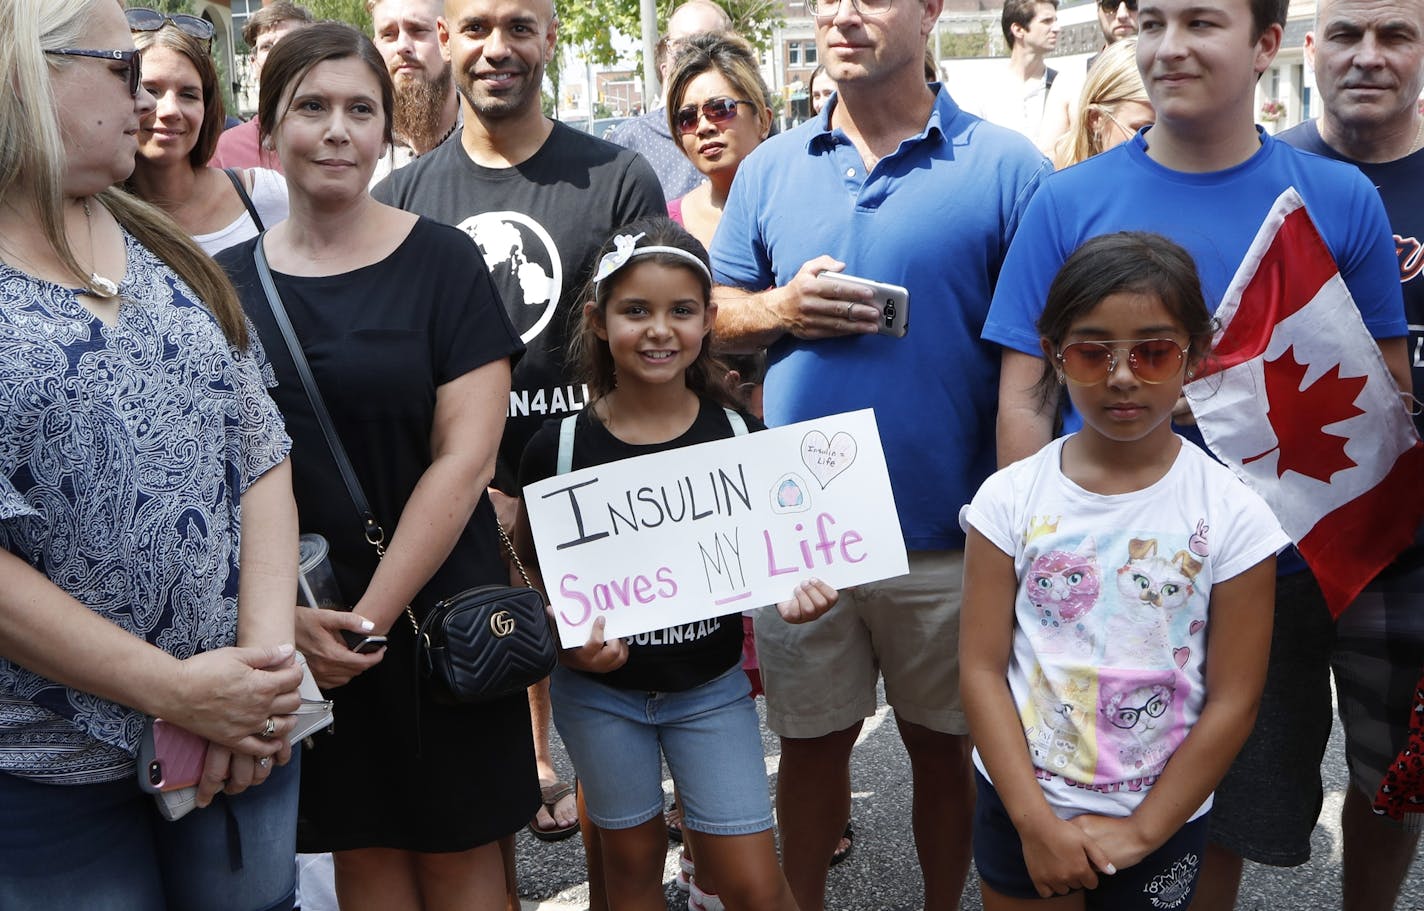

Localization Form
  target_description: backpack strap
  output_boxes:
[556,413,579,475]
[723,408,748,436]
[557,407,742,475]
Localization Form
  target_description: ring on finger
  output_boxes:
[260,717,276,739]
[258,756,271,769]
[844,303,852,319]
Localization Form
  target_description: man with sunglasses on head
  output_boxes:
[983,0,1410,904]
[210,0,313,173]
[710,0,1049,907]
[607,0,733,200]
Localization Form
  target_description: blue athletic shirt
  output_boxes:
[984,126,1406,361]
[712,86,1051,550]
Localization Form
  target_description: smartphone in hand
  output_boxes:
[138,718,208,821]
[818,271,910,338]
[340,630,388,654]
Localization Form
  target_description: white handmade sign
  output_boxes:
[524,409,909,648]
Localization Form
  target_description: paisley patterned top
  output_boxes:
[0,227,290,784]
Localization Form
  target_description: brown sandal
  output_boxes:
[528,780,579,842]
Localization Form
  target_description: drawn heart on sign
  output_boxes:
[1173,647,1190,669]
[1188,620,1205,635]
[802,431,858,489]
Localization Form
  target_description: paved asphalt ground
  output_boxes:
[514,681,1424,911]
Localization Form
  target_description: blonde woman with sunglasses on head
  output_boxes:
[125,7,289,256]
[0,1,305,908]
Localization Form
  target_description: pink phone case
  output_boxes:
[140,719,209,793]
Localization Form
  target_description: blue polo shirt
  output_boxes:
[712,86,1050,550]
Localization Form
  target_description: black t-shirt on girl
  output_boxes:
[519,398,763,692]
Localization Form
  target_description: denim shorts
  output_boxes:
[974,771,1207,910]
[0,749,300,911]
[550,663,773,835]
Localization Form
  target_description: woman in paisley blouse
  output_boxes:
[0,2,304,908]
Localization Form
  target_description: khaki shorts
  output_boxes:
[752,550,966,739]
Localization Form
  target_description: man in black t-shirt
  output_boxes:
[1226,2,1424,909]
[373,0,665,492]
[371,0,664,859]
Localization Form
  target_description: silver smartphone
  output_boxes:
[819,271,910,338]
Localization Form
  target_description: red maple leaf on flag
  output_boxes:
[1242,345,1368,483]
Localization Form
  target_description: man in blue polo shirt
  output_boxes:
[710,0,1048,905]
[981,0,1411,905]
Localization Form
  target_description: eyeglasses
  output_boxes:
[126,8,215,45]
[1097,0,1138,12]
[1105,692,1169,729]
[1055,338,1189,385]
[1103,108,1152,138]
[44,48,143,97]
[809,0,895,18]
[675,96,756,134]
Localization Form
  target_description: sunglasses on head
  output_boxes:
[675,96,755,134]
[44,48,143,97]
[1098,0,1138,11]
[1055,338,1189,385]
[126,8,216,44]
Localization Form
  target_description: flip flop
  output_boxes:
[829,821,854,867]
[528,779,579,842]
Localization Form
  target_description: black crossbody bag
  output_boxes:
[252,237,556,704]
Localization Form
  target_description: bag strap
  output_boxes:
[253,236,383,551]
[724,407,748,436]
[253,237,530,637]
[224,168,265,233]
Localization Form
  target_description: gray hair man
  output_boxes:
[1267,2,1424,908]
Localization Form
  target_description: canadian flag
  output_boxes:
[1183,188,1424,617]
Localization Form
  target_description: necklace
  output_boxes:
[81,197,118,298]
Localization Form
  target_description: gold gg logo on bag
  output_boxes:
[489,610,516,638]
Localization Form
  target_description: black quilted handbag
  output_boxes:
[254,240,557,705]
[410,569,558,704]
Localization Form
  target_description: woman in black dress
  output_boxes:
[217,23,536,910]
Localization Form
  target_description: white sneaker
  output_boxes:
[675,852,695,894]
[688,879,725,911]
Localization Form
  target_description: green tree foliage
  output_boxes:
[557,0,782,68]
[304,0,373,32]
[936,21,994,58]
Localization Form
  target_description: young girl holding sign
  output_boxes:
[959,232,1289,910]
[516,217,833,911]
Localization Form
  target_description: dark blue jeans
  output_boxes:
[0,749,299,911]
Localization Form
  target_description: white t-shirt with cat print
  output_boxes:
[962,435,1289,821]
